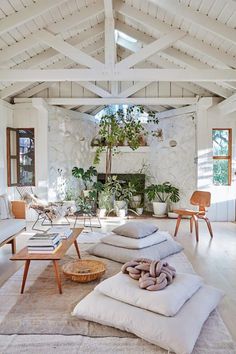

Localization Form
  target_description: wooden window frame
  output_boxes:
[212,128,232,186]
[7,127,35,187]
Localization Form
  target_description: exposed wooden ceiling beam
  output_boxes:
[0,1,104,64]
[14,97,198,105]
[77,82,112,97]
[0,39,104,99]
[116,22,232,98]
[115,1,236,69]
[118,82,151,98]
[150,0,236,46]
[116,30,185,70]
[0,0,67,36]
[217,93,236,114]
[2,69,236,82]
[36,29,104,69]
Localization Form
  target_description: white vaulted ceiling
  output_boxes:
[0,0,235,114]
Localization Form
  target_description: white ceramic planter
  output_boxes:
[130,195,142,208]
[136,207,143,215]
[114,200,127,216]
[153,202,167,216]
[98,208,107,218]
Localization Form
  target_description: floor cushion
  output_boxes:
[73,285,223,354]
[112,221,158,239]
[0,219,26,244]
[88,237,183,264]
[101,231,167,249]
[95,271,203,316]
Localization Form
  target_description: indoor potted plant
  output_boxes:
[72,166,97,196]
[145,182,180,216]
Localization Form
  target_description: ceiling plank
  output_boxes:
[0,2,104,64]
[36,29,104,69]
[77,82,112,97]
[14,97,198,105]
[118,82,151,98]
[217,93,236,114]
[150,0,236,46]
[116,30,185,70]
[115,1,236,69]
[0,0,67,36]
[2,69,236,82]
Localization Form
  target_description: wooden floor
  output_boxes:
[0,218,236,341]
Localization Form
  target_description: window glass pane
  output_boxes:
[213,159,229,185]
[10,158,17,185]
[19,129,35,186]
[10,130,17,155]
[212,129,229,156]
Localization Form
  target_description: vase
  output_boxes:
[153,202,167,216]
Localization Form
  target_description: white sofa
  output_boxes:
[0,200,26,254]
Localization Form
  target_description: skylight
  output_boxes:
[115,30,137,43]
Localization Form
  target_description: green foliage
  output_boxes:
[105,175,136,202]
[213,160,229,185]
[72,166,97,189]
[145,182,180,203]
[93,105,158,173]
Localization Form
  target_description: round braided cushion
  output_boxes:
[121,258,176,291]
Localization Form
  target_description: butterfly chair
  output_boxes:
[173,191,213,242]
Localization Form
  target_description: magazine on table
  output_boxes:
[49,226,72,239]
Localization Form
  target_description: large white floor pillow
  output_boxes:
[88,238,183,264]
[101,231,167,249]
[73,286,223,354]
[95,272,203,316]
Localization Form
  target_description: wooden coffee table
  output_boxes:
[11,228,83,294]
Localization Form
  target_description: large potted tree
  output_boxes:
[145,182,180,216]
[93,106,157,178]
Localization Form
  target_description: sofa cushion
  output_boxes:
[112,221,158,239]
[0,219,26,244]
[0,194,14,220]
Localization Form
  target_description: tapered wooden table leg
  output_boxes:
[53,260,62,294]
[21,260,30,294]
[174,215,182,237]
[74,240,81,259]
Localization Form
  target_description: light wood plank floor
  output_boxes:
[0,218,236,341]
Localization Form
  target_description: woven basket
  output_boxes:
[62,259,106,283]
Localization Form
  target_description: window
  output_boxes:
[212,129,232,186]
[7,128,35,186]
[95,105,149,123]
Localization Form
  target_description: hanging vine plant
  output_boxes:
[93,105,158,178]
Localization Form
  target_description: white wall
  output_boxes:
[0,100,13,195]
[197,98,236,221]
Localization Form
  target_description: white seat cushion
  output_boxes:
[0,219,26,244]
[95,271,203,316]
[101,231,167,249]
[73,285,223,354]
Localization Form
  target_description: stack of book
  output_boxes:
[27,233,62,254]
[49,226,72,239]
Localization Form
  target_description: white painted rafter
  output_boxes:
[77,82,112,97]
[217,93,236,114]
[2,69,236,82]
[0,2,104,64]
[116,22,232,98]
[118,82,151,98]
[115,1,236,69]
[116,30,185,70]
[14,97,198,105]
[0,0,67,36]
[0,39,104,99]
[36,29,104,69]
[150,0,236,46]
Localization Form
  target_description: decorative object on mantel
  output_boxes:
[62,259,106,283]
[93,105,158,177]
[145,182,180,217]
[169,139,177,148]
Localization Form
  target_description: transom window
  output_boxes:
[212,129,232,186]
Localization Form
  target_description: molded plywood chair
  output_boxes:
[173,191,213,242]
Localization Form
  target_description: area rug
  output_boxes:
[0,244,235,353]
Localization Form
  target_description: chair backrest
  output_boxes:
[190,191,211,212]
[16,186,35,199]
